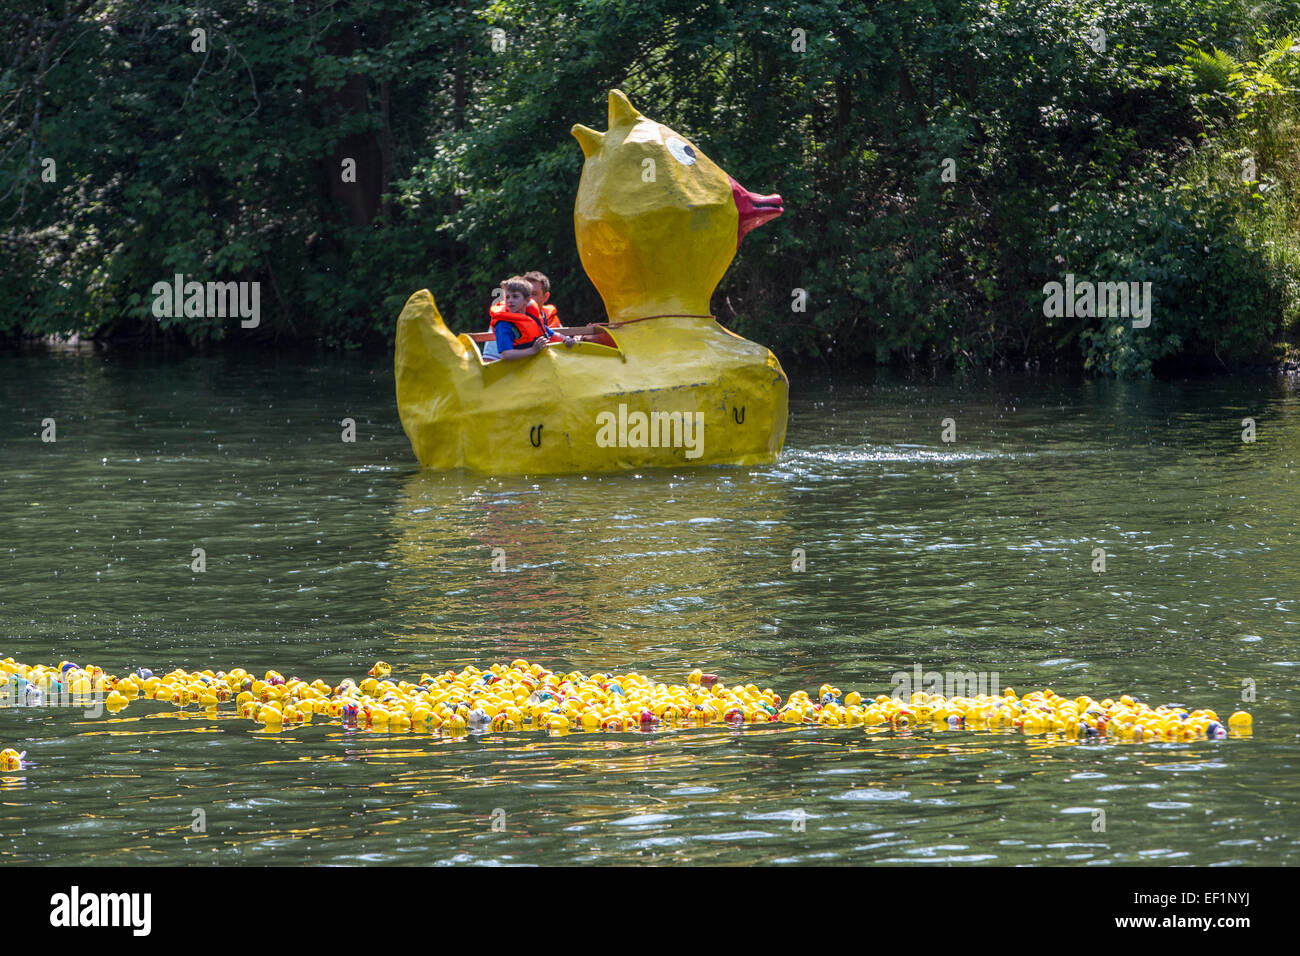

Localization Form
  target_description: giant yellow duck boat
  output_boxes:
[395,90,788,473]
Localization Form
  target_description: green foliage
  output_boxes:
[1058,175,1284,376]
[3,0,1300,375]
[1184,47,1242,93]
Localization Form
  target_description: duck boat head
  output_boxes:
[396,90,789,474]
[570,89,783,322]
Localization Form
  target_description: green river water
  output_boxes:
[1,348,1296,865]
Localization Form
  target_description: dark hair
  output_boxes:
[501,276,532,296]
[523,271,550,293]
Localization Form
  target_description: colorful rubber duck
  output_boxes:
[395,89,788,473]
[19,678,42,706]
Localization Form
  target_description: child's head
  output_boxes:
[501,276,532,313]
[523,271,550,305]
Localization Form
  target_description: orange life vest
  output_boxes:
[490,299,543,319]
[489,303,550,349]
[492,298,559,328]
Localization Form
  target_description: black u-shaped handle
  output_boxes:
[529,424,543,447]
[733,406,745,425]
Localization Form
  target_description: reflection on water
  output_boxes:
[0,349,1297,864]
[386,469,792,666]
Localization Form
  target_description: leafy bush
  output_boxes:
[1057,176,1284,376]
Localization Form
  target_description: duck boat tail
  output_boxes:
[395,289,476,469]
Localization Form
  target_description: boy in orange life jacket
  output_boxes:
[483,274,544,358]
[490,276,574,362]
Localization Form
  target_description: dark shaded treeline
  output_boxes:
[3,0,1300,375]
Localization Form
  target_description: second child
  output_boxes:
[523,271,560,328]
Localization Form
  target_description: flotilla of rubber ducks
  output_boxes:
[0,655,1253,765]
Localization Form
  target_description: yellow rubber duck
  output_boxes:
[0,749,24,771]
[395,89,788,473]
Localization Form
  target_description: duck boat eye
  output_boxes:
[666,137,696,165]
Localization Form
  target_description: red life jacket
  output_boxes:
[489,302,550,349]
[541,303,559,328]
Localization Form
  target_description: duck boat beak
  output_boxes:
[729,176,784,246]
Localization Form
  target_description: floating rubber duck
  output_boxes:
[396,89,788,474]
[0,749,24,771]
[18,678,42,707]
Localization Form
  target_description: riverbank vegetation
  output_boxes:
[4,0,1300,375]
